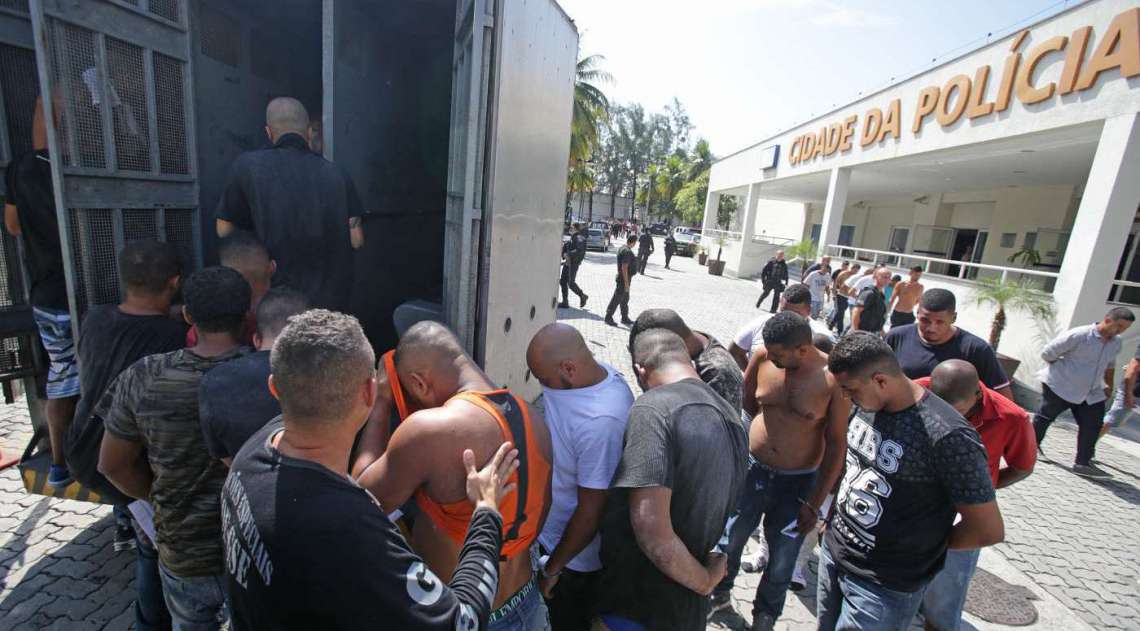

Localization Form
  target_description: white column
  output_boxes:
[818,167,851,257]
[731,183,762,276]
[1053,113,1140,329]
[740,183,759,241]
[701,190,720,233]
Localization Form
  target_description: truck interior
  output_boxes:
[195,0,458,351]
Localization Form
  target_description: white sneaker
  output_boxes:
[741,547,769,573]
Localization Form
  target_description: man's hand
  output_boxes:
[796,502,819,534]
[1105,386,1113,401]
[539,571,560,599]
[465,441,519,513]
[701,553,727,595]
[1126,393,1135,410]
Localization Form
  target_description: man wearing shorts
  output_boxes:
[4,98,78,487]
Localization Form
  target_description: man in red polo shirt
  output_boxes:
[915,359,1036,631]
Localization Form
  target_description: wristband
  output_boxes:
[798,498,821,520]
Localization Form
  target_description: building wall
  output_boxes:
[570,192,634,220]
[752,199,809,242]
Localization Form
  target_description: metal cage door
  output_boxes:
[28,0,198,339]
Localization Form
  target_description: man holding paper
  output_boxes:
[711,312,850,631]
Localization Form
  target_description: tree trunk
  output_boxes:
[588,189,594,221]
[609,188,617,217]
[990,306,1006,351]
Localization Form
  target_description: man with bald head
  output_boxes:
[215,96,363,312]
[914,359,1036,631]
[526,323,633,630]
[594,328,747,631]
[358,321,554,631]
[850,266,892,334]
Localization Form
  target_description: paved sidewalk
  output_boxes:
[558,245,1139,631]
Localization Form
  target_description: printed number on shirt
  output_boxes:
[837,451,893,530]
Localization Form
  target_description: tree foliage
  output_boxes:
[970,277,1056,351]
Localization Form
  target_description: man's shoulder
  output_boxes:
[885,323,916,343]
[954,328,996,355]
[915,394,975,442]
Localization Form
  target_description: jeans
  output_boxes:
[637,251,650,274]
[816,542,926,631]
[605,278,631,322]
[1033,383,1106,465]
[489,580,551,631]
[545,568,600,631]
[757,284,783,311]
[134,526,171,631]
[921,548,981,631]
[811,299,823,319]
[714,460,817,621]
[830,295,848,332]
[157,564,228,631]
[1104,386,1140,428]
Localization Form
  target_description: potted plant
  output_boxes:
[1007,247,1042,268]
[970,277,1056,379]
[697,246,708,266]
[708,234,728,276]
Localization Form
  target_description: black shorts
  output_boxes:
[890,310,916,327]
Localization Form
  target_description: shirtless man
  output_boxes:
[358,321,554,631]
[888,265,925,328]
[710,312,850,631]
[829,263,860,333]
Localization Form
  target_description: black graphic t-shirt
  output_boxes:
[223,419,503,630]
[825,391,994,592]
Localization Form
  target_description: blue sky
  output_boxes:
[557,0,1080,157]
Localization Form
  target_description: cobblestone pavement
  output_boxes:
[0,245,1136,629]
[559,245,1140,630]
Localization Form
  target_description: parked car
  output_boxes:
[649,223,669,236]
[586,228,610,252]
[672,227,702,256]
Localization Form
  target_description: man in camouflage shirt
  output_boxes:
[98,266,253,630]
[629,308,744,411]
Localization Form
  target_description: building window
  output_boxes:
[1000,232,1016,248]
[911,225,954,256]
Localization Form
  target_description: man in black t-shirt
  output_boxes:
[559,225,588,308]
[818,333,1002,631]
[851,267,891,335]
[884,289,1012,400]
[605,235,638,327]
[214,97,363,312]
[222,310,514,630]
[637,231,655,274]
[756,251,789,312]
[64,241,186,629]
[595,329,748,631]
[199,288,308,465]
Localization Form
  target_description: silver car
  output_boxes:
[586,228,610,252]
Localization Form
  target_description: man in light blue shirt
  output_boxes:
[526,323,634,630]
[1033,306,1135,478]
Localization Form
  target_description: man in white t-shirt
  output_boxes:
[526,323,634,630]
[731,284,835,369]
[803,265,832,319]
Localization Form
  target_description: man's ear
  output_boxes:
[267,374,280,400]
[363,375,377,410]
[268,259,277,278]
[559,359,576,380]
[252,331,264,351]
[167,275,181,294]
[182,304,194,326]
[264,126,274,143]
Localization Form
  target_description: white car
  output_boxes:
[672,227,702,256]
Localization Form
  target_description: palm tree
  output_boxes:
[567,161,595,220]
[570,55,613,163]
[688,138,713,181]
[971,277,1055,351]
[654,154,688,221]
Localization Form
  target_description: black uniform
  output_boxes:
[637,233,655,274]
[605,244,636,324]
[664,235,677,269]
[756,257,788,311]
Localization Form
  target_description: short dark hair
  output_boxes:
[850,263,861,270]
[256,288,310,340]
[762,311,812,348]
[828,332,901,378]
[812,333,835,354]
[783,284,811,305]
[632,328,689,373]
[217,230,269,268]
[271,309,375,425]
[626,235,637,244]
[629,308,691,352]
[920,288,957,313]
[892,275,902,282]
[1107,307,1136,322]
[118,240,181,294]
[910,265,923,273]
[182,266,251,337]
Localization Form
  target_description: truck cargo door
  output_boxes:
[443,0,577,396]
[28,0,199,340]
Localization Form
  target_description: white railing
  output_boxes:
[750,234,796,246]
[823,245,1060,285]
[702,228,744,243]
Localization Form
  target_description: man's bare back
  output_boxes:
[361,392,554,608]
[892,279,924,313]
[744,346,841,471]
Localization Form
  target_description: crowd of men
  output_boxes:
[5,93,1138,631]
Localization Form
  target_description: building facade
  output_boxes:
[703,0,1140,386]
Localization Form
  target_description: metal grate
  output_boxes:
[123,208,158,243]
[199,4,240,68]
[48,20,107,169]
[0,233,27,309]
[0,44,38,160]
[163,208,196,272]
[104,37,151,172]
[152,53,188,174]
[69,208,120,307]
[0,0,28,13]
[147,0,180,24]
[66,209,89,310]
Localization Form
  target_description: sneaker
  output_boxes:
[708,591,733,615]
[751,613,776,631]
[557,301,570,309]
[47,464,73,488]
[1072,464,1111,479]
[114,523,137,552]
[605,317,618,327]
[620,318,635,325]
[579,294,588,308]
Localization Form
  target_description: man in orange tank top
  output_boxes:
[358,321,555,631]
